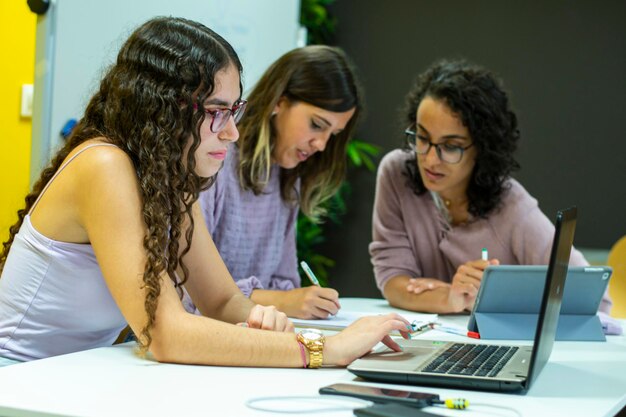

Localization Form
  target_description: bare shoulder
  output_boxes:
[69,140,137,188]
[70,140,133,172]
[69,140,142,216]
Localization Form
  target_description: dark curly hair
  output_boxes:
[401,59,520,218]
[0,17,242,353]
[236,45,363,221]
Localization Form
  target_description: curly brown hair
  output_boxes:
[236,45,363,220]
[0,17,242,353]
[401,59,520,218]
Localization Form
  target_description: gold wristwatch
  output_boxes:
[297,328,325,368]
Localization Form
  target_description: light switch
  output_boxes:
[21,84,34,118]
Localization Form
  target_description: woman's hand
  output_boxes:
[284,287,341,319]
[324,313,413,367]
[250,287,341,320]
[406,278,449,294]
[449,258,500,311]
[237,305,294,332]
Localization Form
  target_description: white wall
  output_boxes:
[31,0,301,182]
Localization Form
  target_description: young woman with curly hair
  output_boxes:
[370,59,612,314]
[0,17,411,367]
[192,46,362,319]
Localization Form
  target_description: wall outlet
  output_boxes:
[21,84,34,118]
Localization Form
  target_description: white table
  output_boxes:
[0,298,624,417]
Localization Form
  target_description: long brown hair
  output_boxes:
[0,17,242,353]
[236,45,362,220]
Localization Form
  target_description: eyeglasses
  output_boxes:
[404,127,473,164]
[194,99,247,133]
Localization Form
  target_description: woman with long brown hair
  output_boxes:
[194,45,362,319]
[0,17,411,368]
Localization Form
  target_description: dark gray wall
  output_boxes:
[320,1,626,297]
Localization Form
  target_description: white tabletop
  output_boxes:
[0,297,624,417]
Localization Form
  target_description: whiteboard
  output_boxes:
[30,0,301,183]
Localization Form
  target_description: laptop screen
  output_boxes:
[526,207,577,389]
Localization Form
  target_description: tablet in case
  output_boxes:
[467,265,611,341]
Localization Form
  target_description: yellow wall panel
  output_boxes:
[0,3,36,242]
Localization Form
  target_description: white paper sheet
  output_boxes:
[290,310,438,332]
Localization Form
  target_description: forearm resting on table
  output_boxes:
[147,308,302,367]
[209,291,256,324]
[250,289,290,312]
[383,275,456,314]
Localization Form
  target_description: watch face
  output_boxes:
[302,329,323,341]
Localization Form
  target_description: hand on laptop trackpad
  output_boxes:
[362,340,442,366]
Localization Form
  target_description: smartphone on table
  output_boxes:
[319,383,439,408]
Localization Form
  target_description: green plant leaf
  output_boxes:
[296,0,382,287]
[347,145,362,167]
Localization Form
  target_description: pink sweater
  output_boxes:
[369,149,611,313]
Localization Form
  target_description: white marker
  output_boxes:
[300,261,321,286]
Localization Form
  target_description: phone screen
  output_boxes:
[319,383,439,407]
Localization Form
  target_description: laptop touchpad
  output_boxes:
[356,341,443,371]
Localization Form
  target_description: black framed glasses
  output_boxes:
[194,99,248,133]
[404,127,473,164]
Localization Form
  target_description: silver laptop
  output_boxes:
[348,207,577,393]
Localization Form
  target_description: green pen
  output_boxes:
[300,261,340,315]
[300,261,321,286]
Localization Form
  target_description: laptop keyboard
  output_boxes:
[422,343,519,377]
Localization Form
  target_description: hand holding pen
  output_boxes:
[281,261,340,319]
[448,248,500,312]
[405,249,499,298]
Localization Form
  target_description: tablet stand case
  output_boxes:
[468,266,611,341]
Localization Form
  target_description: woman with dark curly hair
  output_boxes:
[192,46,361,319]
[370,59,612,314]
[0,17,412,367]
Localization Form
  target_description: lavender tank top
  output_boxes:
[0,144,127,361]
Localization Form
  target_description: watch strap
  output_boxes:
[308,346,323,368]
